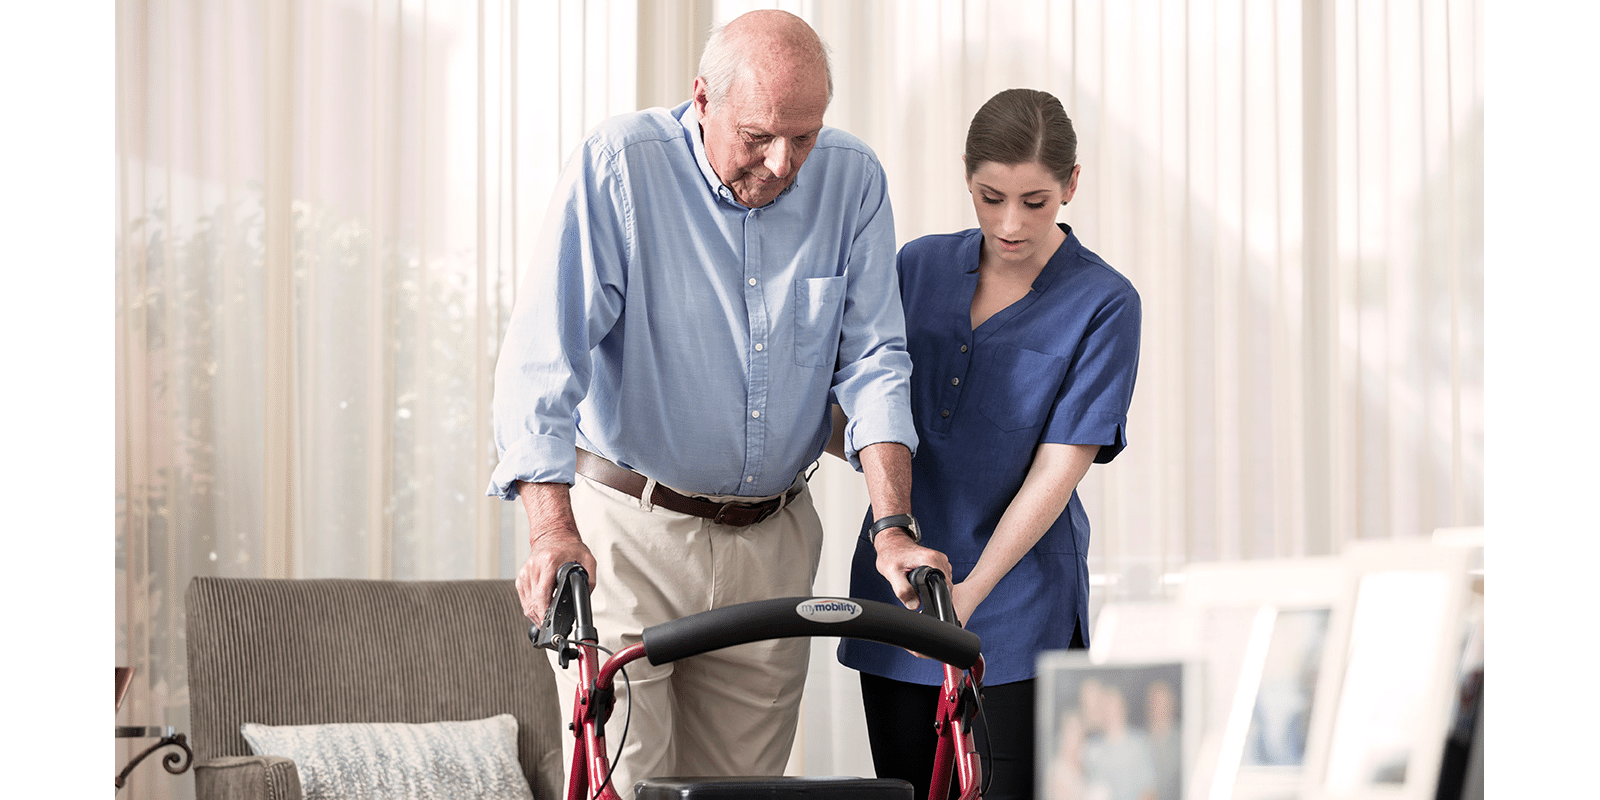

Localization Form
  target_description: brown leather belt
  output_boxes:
[575,448,802,527]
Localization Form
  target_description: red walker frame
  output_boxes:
[533,564,987,800]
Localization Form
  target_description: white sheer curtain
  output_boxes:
[115,0,1482,795]
[740,0,1483,580]
[115,1,635,797]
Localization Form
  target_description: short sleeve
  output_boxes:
[1039,282,1142,462]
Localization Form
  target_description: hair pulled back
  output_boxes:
[964,88,1077,184]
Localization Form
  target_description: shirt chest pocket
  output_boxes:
[793,276,847,368]
[974,344,1070,432]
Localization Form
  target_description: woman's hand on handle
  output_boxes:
[950,580,989,631]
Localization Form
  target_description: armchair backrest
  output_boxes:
[185,577,564,800]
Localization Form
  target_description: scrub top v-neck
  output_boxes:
[839,223,1142,686]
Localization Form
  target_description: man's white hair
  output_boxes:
[696,20,834,111]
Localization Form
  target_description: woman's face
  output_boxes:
[965,159,1080,268]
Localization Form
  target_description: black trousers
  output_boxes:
[860,618,1086,799]
[859,673,1035,800]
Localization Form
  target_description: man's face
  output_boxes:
[694,65,828,208]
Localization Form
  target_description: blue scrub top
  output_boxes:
[837,224,1142,686]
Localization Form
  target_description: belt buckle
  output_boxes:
[749,502,780,525]
[711,502,739,526]
[712,501,774,527]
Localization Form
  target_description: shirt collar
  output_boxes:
[676,100,801,209]
[962,223,1080,294]
[1031,223,1080,293]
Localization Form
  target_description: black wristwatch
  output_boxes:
[866,513,920,545]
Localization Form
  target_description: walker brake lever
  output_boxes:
[529,562,596,668]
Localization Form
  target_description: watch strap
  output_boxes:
[867,513,919,544]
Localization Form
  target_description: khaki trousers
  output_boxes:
[550,474,825,799]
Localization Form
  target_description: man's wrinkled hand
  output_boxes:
[872,531,953,611]
[516,533,596,623]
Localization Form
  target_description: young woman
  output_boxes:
[837,88,1143,799]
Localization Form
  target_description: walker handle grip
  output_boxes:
[640,596,981,669]
[909,566,959,626]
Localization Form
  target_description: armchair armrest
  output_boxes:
[195,755,304,800]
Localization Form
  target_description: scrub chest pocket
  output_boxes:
[974,344,1070,432]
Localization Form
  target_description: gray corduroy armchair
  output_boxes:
[184,577,565,800]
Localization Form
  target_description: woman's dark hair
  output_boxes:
[964,88,1077,184]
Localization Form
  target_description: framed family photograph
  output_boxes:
[1036,654,1202,800]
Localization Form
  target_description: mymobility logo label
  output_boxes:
[796,598,863,622]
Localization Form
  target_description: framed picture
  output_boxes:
[1300,538,1478,800]
[1174,557,1346,800]
[1036,653,1202,800]
[1429,527,1484,800]
[1088,600,1210,663]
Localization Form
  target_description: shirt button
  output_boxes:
[960,344,968,353]
[941,409,951,418]
[751,410,761,418]
[754,343,764,351]
[746,476,755,483]
[951,377,961,386]
[748,278,758,286]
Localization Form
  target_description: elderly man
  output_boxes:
[487,9,950,792]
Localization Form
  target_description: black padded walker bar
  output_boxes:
[640,596,981,669]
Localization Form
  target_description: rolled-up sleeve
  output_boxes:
[487,141,631,499]
[830,163,917,469]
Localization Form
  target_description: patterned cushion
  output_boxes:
[239,714,535,800]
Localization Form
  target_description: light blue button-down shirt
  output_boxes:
[488,101,915,499]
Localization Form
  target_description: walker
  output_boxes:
[532,563,988,799]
